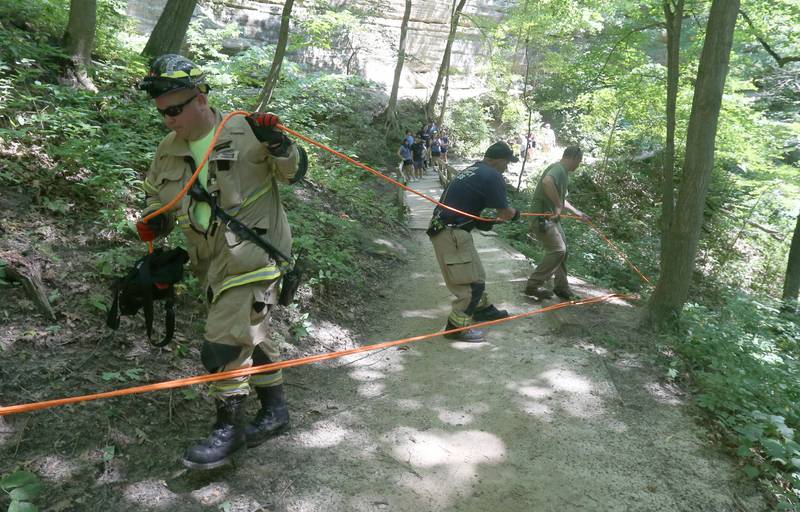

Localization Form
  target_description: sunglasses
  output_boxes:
[157,94,198,117]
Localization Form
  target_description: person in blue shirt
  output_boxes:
[426,141,521,342]
[397,139,414,182]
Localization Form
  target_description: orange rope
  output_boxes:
[0,293,630,416]
[277,123,650,283]
[277,124,572,223]
[586,220,652,285]
[0,115,650,418]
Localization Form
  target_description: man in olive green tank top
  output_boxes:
[525,146,589,300]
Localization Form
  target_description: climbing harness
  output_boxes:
[106,247,189,347]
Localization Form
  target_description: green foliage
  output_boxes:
[667,293,800,507]
[0,1,404,298]
[1,470,42,512]
[185,19,240,63]
[445,98,492,156]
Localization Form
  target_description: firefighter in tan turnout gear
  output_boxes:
[136,54,302,469]
[427,141,521,343]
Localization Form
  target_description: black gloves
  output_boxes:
[245,112,291,156]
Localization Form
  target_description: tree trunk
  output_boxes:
[660,0,683,254]
[61,0,97,92]
[425,0,467,119]
[437,58,450,127]
[142,0,198,58]
[255,0,295,111]
[782,211,800,313]
[384,0,412,128]
[643,0,740,327]
[515,39,533,192]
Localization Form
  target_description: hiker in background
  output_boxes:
[431,134,444,180]
[440,129,450,165]
[541,123,556,154]
[398,138,414,182]
[411,134,426,180]
[405,129,414,146]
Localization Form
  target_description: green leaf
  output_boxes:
[762,438,786,459]
[9,501,38,512]
[124,368,143,381]
[9,482,43,501]
[736,445,752,457]
[744,465,759,479]
[0,471,38,491]
[102,445,115,463]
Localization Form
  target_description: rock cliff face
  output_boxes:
[126,0,513,101]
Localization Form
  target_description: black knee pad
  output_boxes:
[200,341,243,373]
[252,344,274,366]
[465,281,486,316]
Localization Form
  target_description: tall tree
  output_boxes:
[255,0,295,110]
[660,0,684,254]
[383,0,412,129]
[61,0,97,92]
[142,0,198,58]
[426,0,467,119]
[643,0,740,326]
[782,211,800,313]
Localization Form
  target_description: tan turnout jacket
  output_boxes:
[142,109,299,301]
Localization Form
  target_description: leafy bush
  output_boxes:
[445,97,492,157]
[668,293,800,509]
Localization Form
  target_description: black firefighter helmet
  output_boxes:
[138,54,210,99]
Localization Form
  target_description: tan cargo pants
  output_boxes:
[526,220,569,293]
[204,280,283,398]
[431,228,488,326]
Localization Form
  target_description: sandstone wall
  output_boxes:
[126,0,514,101]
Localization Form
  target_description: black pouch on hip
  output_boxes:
[537,217,548,233]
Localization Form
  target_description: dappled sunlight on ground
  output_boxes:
[29,454,80,481]
[123,479,179,509]
[507,367,608,420]
[293,421,350,448]
[385,427,506,509]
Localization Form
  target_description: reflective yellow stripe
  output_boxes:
[448,311,471,327]
[216,266,283,299]
[250,370,283,387]
[143,177,160,195]
[233,182,272,216]
[209,381,250,398]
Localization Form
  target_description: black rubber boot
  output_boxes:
[443,320,485,342]
[473,304,509,322]
[245,385,290,448]
[182,395,247,470]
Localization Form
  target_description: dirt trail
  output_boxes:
[2,169,766,511]
[146,171,764,511]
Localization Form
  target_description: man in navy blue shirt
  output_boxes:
[427,141,520,342]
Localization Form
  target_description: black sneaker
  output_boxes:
[524,285,554,300]
[473,304,509,322]
[443,321,485,342]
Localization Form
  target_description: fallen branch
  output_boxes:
[0,254,56,320]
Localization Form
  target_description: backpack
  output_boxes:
[106,247,189,347]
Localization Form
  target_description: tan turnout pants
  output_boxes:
[431,228,488,326]
[526,220,569,293]
[204,281,283,398]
